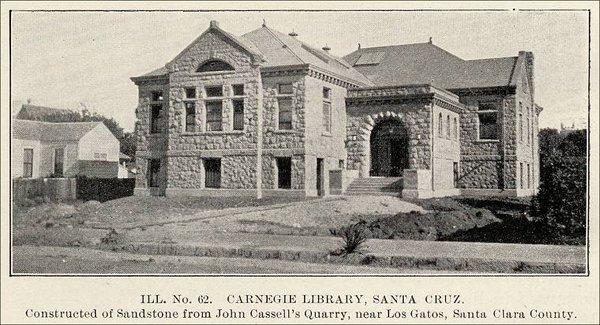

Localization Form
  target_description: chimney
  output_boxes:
[262,19,266,27]
[429,37,433,44]
[289,31,298,37]
[210,20,219,28]
[322,44,331,52]
[358,43,361,50]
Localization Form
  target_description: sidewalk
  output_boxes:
[109,230,586,274]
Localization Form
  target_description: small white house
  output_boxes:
[12,119,120,178]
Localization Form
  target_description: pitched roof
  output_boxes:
[133,22,373,86]
[343,42,518,89]
[241,26,373,86]
[13,119,101,142]
[16,104,76,120]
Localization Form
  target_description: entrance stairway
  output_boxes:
[345,177,403,196]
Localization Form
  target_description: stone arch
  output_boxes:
[353,111,409,177]
[196,59,235,73]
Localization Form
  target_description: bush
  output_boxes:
[531,153,586,236]
[330,220,369,255]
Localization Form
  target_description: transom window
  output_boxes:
[185,87,196,99]
[196,60,234,73]
[151,91,163,102]
[205,85,223,97]
[278,83,293,95]
[477,102,499,140]
[233,84,244,96]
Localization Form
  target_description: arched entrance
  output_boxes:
[370,119,409,177]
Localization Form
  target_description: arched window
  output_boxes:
[196,59,234,73]
[438,113,443,138]
[446,115,451,139]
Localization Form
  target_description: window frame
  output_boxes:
[23,148,33,178]
[184,101,197,133]
[477,101,499,141]
[277,97,293,131]
[205,100,223,132]
[232,99,244,131]
[438,113,443,138]
[53,147,64,177]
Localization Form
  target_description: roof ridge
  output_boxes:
[15,118,101,125]
[262,26,306,64]
[465,56,518,62]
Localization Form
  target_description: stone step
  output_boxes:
[345,191,400,196]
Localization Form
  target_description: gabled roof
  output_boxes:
[16,104,76,121]
[13,119,101,142]
[241,26,373,86]
[343,42,518,90]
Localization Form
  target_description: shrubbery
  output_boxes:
[531,128,587,239]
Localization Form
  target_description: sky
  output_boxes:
[10,10,589,132]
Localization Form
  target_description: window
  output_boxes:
[23,149,33,178]
[151,91,163,102]
[438,113,443,138]
[205,101,222,131]
[150,104,162,134]
[520,162,524,189]
[185,102,196,132]
[454,117,459,140]
[446,115,451,139]
[527,163,531,189]
[322,102,331,133]
[527,116,531,144]
[519,113,523,142]
[54,148,64,177]
[196,60,234,73]
[233,84,244,96]
[339,159,345,169]
[93,152,107,160]
[278,83,293,95]
[205,85,223,97]
[453,162,459,188]
[278,98,293,130]
[148,159,160,188]
[477,102,498,140]
[204,158,221,188]
[185,88,196,99]
[323,87,331,100]
[233,100,244,131]
[276,157,292,189]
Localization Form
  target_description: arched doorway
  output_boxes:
[370,119,409,177]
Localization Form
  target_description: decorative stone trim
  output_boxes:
[260,64,366,89]
[164,148,305,157]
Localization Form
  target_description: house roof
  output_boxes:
[134,22,373,86]
[13,119,101,142]
[16,104,77,120]
[241,26,373,86]
[343,42,518,90]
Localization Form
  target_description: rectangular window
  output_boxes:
[185,87,196,99]
[520,162,524,189]
[278,83,293,94]
[276,157,292,189]
[151,91,163,102]
[148,159,161,188]
[527,163,531,189]
[322,102,331,133]
[233,100,244,131]
[454,117,459,140]
[446,115,451,139]
[205,101,222,131]
[519,113,523,142]
[205,85,223,97]
[185,102,196,132]
[23,149,33,178]
[477,102,498,140]
[54,148,64,177]
[278,98,293,130]
[93,152,107,160]
[323,87,331,100]
[233,84,244,96]
[150,104,162,134]
[527,115,531,145]
[339,159,345,169]
[453,162,459,188]
[204,158,221,188]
